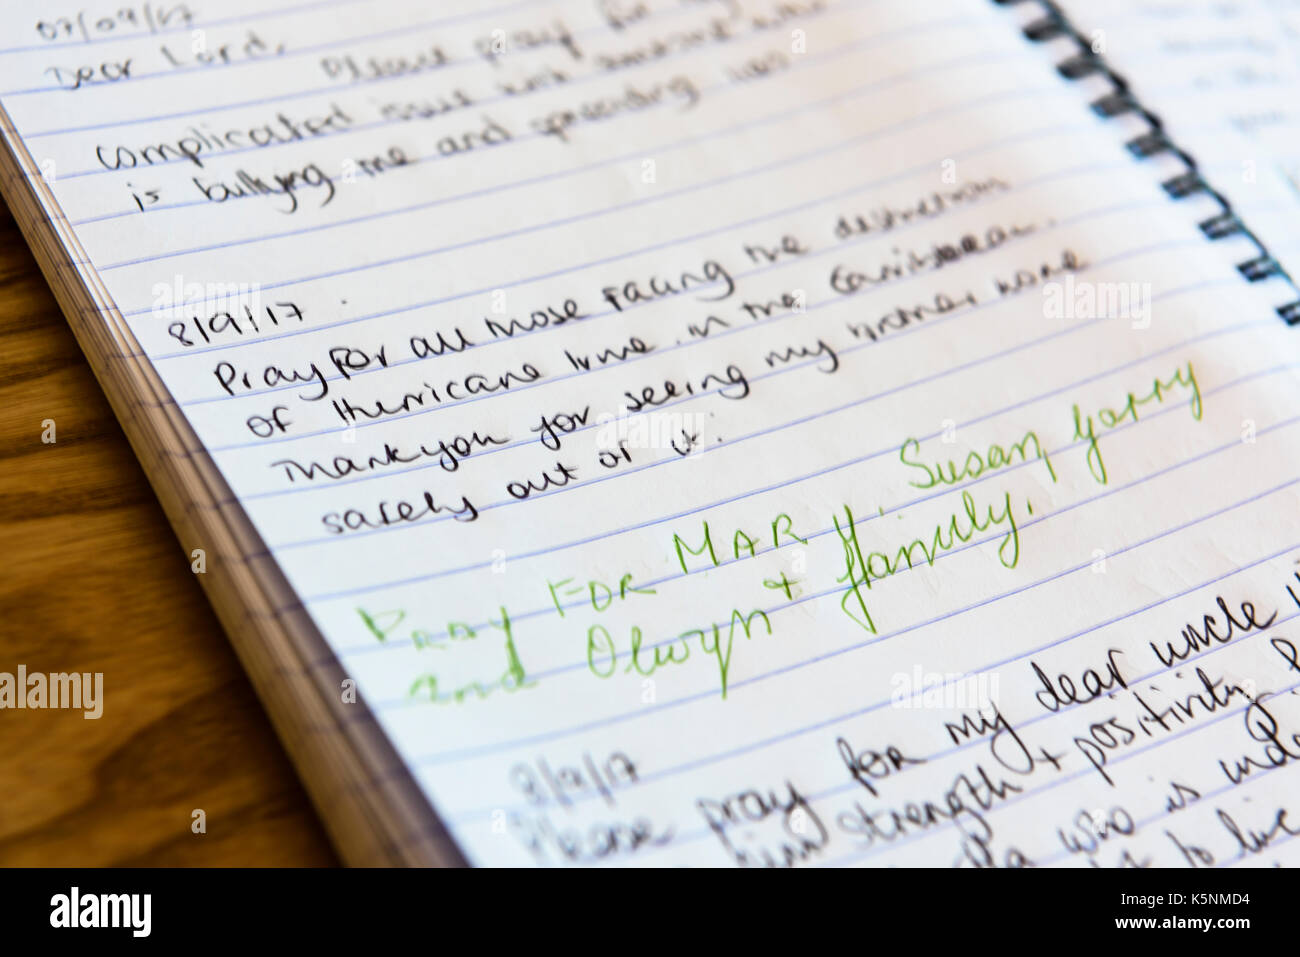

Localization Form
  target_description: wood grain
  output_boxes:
[0,200,338,866]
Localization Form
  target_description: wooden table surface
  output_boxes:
[0,202,337,866]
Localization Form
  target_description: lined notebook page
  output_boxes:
[1056,0,1300,277]
[3,0,1300,867]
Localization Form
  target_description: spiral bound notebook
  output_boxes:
[1,0,1299,867]
[1053,0,1300,287]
